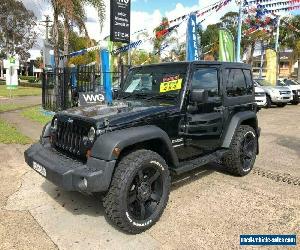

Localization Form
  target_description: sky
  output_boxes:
[20,0,298,60]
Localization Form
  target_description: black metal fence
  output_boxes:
[42,64,129,111]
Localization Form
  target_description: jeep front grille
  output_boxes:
[54,119,90,158]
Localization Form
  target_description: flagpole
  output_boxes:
[236,0,244,62]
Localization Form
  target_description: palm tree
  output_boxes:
[50,0,106,68]
[63,0,106,58]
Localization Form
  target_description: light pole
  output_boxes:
[275,16,282,83]
[236,0,244,62]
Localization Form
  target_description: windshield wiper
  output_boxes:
[120,91,149,99]
[146,93,177,100]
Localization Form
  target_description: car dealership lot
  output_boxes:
[0,105,299,250]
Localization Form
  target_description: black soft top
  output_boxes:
[132,61,251,70]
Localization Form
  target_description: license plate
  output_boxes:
[32,161,46,177]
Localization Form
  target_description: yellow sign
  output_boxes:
[265,49,277,86]
[160,79,182,93]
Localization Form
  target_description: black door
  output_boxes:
[180,66,225,160]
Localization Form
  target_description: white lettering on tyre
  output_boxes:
[126,212,152,227]
[150,160,164,171]
[244,131,256,138]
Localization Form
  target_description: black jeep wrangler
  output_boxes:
[25,61,260,234]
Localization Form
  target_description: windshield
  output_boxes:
[255,79,273,86]
[285,79,299,85]
[121,64,188,99]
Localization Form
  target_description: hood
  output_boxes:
[59,99,178,128]
[286,85,300,91]
[260,85,291,91]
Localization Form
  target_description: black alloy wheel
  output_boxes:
[104,149,171,234]
[240,131,256,172]
[127,165,163,221]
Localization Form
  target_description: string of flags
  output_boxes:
[155,0,233,39]
[156,0,233,29]
[243,0,300,36]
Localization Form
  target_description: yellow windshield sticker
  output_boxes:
[160,79,183,93]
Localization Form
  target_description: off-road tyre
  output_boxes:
[276,103,287,107]
[291,101,299,105]
[103,149,171,234]
[266,95,272,108]
[222,125,257,177]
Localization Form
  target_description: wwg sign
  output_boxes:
[110,0,131,43]
[79,92,105,106]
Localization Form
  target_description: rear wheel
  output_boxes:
[103,149,171,234]
[222,125,257,176]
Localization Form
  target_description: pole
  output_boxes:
[236,0,243,62]
[275,16,281,83]
[45,15,50,43]
[259,40,264,79]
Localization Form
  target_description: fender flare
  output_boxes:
[221,111,258,148]
[91,125,179,166]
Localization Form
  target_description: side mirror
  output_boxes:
[190,89,208,103]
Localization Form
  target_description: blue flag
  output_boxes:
[186,14,199,61]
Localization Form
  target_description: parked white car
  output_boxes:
[254,86,266,107]
[277,79,300,105]
[254,79,292,108]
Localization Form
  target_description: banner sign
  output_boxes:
[110,0,131,43]
[265,49,277,86]
[219,28,235,62]
[186,14,199,61]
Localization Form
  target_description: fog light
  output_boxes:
[52,118,58,130]
[88,127,96,141]
[78,177,88,191]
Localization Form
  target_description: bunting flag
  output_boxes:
[59,45,103,59]
[156,0,233,29]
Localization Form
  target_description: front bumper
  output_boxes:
[255,96,267,107]
[24,143,116,193]
[271,94,292,103]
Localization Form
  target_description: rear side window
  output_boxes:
[225,69,252,97]
[243,69,253,95]
[191,68,219,97]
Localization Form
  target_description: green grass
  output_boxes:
[21,106,53,125]
[0,104,35,112]
[0,85,41,97]
[0,118,31,144]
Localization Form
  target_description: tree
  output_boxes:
[0,0,37,62]
[279,15,300,81]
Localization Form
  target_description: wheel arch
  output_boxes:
[222,111,258,148]
[91,125,179,167]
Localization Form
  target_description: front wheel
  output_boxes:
[222,125,258,176]
[103,149,171,234]
[266,95,272,108]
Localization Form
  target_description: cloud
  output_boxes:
[24,0,239,59]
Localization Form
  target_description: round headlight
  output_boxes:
[53,118,58,130]
[88,127,96,141]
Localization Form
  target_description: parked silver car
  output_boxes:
[254,79,292,108]
[277,79,300,105]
